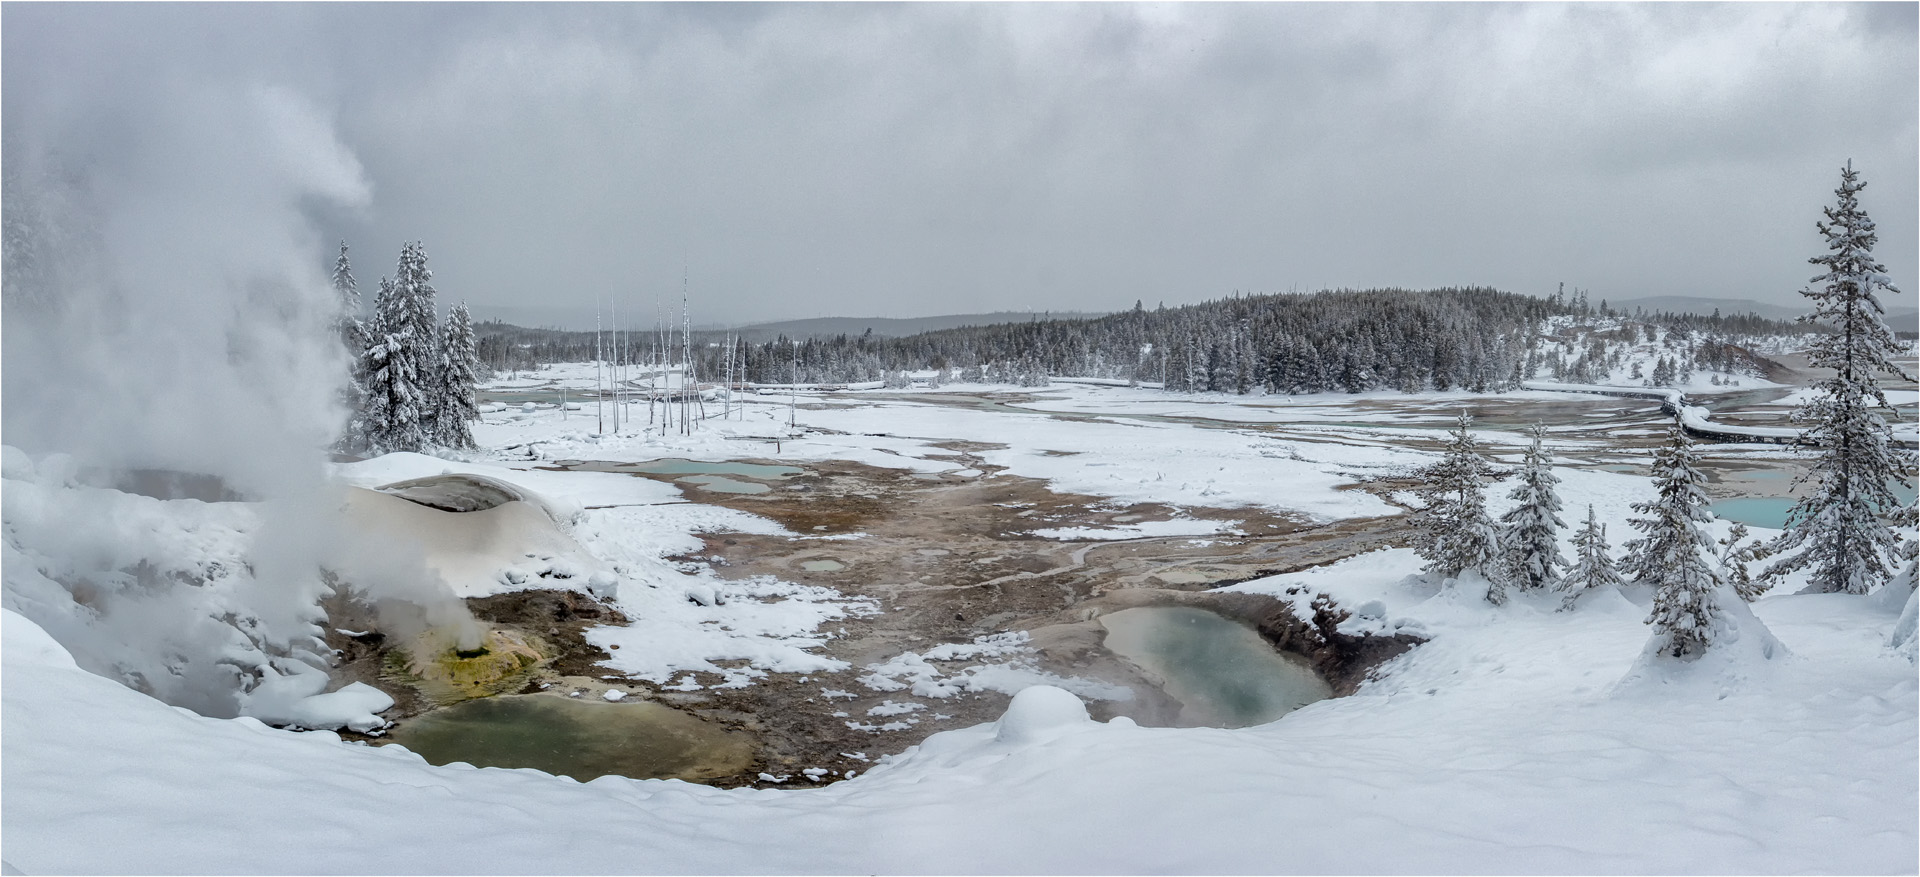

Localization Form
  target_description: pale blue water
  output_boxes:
[1711,480,1918,529]
[1100,606,1331,729]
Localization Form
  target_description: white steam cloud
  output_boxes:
[3,67,480,719]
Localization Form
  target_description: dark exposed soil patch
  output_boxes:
[323,587,626,726]
[467,590,628,680]
[609,453,1419,785]
[337,442,1419,788]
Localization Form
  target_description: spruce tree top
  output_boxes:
[332,241,356,305]
[1801,160,1909,387]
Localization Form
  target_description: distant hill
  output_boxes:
[1610,294,1918,329]
[726,311,1110,342]
[467,305,659,332]
[466,305,1108,336]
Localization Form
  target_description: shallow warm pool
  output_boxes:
[1100,606,1331,729]
[380,694,754,782]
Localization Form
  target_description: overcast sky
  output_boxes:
[5,2,1916,324]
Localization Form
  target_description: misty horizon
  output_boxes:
[5,2,1915,326]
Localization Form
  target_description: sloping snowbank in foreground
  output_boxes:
[6,544,1914,875]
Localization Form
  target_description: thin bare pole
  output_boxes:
[647,308,658,431]
[595,311,604,435]
[658,301,671,436]
[687,270,695,433]
[614,295,624,435]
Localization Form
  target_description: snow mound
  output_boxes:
[1616,589,1788,695]
[1,445,35,481]
[249,682,396,733]
[1890,589,1919,663]
[993,685,1092,745]
[337,487,605,599]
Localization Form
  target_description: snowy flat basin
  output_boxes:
[678,474,771,494]
[1100,606,1330,728]
[380,694,753,782]
[628,459,805,480]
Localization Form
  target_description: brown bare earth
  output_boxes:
[340,375,1892,787]
[367,439,1425,785]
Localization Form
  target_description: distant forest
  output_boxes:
[476,287,1817,395]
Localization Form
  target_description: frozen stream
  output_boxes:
[1100,607,1331,728]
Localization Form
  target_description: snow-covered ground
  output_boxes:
[4,372,1915,874]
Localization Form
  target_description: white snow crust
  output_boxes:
[4,373,1914,874]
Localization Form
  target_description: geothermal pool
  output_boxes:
[379,694,753,783]
[1100,606,1331,729]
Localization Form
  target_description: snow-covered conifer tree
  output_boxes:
[1501,423,1566,592]
[393,242,441,444]
[1561,504,1624,610]
[1764,162,1915,595]
[1414,411,1507,602]
[1625,426,1725,657]
[330,241,370,452]
[361,275,426,453]
[1714,522,1773,602]
[433,301,480,450]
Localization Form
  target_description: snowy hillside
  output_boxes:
[1528,314,1795,392]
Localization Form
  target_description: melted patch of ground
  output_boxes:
[339,450,1416,788]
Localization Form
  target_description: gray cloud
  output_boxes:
[6,2,1915,324]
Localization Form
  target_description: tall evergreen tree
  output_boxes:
[1625,426,1725,657]
[361,275,426,453]
[394,241,442,443]
[1501,423,1566,592]
[1764,162,1915,595]
[331,242,370,452]
[433,302,480,449]
[1414,411,1507,602]
[1561,504,1624,610]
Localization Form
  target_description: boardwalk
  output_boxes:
[1522,380,1920,449]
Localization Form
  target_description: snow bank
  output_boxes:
[6,569,1913,875]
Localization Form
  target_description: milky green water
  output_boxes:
[1100,606,1331,729]
[380,694,753,782]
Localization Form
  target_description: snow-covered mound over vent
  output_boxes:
[338,486,606,600]
[374,473,530,513]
